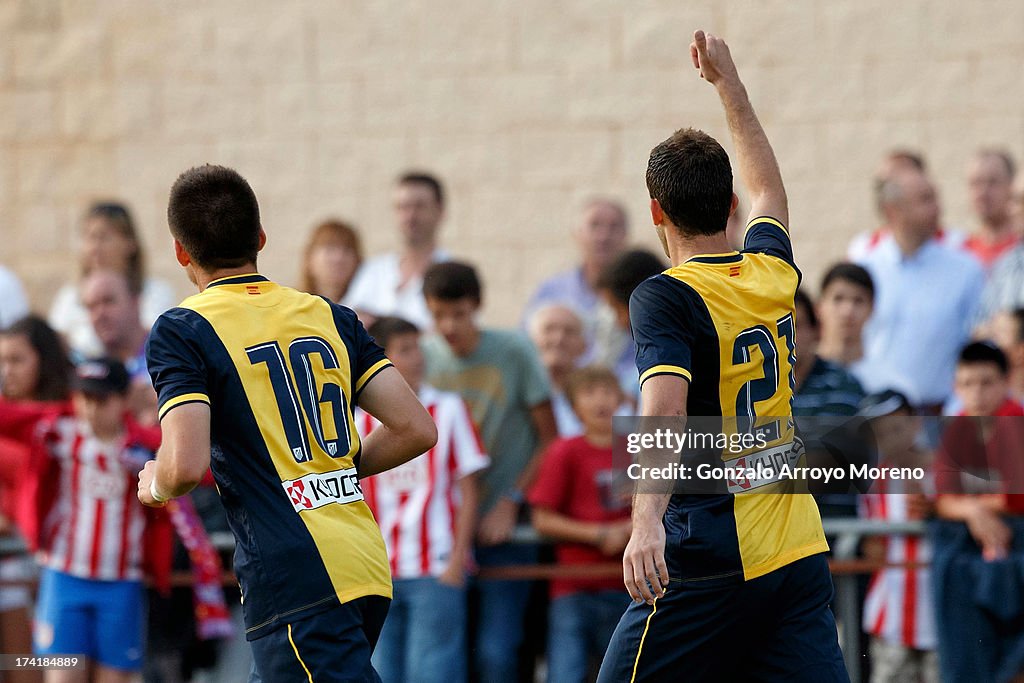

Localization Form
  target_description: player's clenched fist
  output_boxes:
[690,30,740,86]
[137,459,167,508]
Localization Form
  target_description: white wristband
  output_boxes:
[150,479,170,504]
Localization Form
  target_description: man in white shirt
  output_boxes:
[856,168,985,411]
[344,172,449,329]
[0,266,30,329]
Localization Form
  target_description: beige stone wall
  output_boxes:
[3,0,1023,325]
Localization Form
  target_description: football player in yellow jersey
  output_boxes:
[597,32,848,682]
[136,165,437,682]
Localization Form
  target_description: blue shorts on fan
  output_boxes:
[34,568,143,671]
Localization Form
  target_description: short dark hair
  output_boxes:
[167,165,262,270]
[1,315,72,402]
[820,262,875,301]
[368,316,420,349]
[423,261,481,303]
[398,171,445,207]
[596,249,666,306]
[565,365,623,409]
[793,289,818,329]
[646,128,733,237]
[959,341,1008,375]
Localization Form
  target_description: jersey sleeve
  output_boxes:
[526,439,571,512]
[449,396,490,478]
[332,305,392,401]
[146,310,212,421]
[629,276,696,387]
[743,216,798,272]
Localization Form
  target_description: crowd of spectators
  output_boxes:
[0,148,1023,683]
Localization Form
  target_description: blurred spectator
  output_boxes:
[0,316,73,402]
[421,261,556,683]
[858,390,936,683]
[0,316,68,683]
[963,149,1018,269]
[932,342,1024,683]
[49,202,175,358]
[990,308,1024,403]
[0,266,30,330]
[81,270,148,377]
[855,168,984,410]
[792,290,864,417]
[81,270,157,425]
[345,172,449,329]
[527,304,588,437]
[357,316,488,683]
[592,249,666,402]
[816,262,874,387]
[299,218,363,302]
[524,198,629,340]
[0,359,172,683]
[528,366,631,683]
[975,173,1024,326]
[849,150,964,261]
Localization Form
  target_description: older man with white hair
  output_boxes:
[527,303,588,437]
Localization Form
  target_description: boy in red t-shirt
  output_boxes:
[528,366,631,683]
[932,341,1024,683]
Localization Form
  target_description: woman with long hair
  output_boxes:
[0,315,73,683]
[0,316,73,403]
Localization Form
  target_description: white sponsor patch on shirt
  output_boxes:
[281,468,364,512]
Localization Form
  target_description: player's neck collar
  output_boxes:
[206,273,269,288]
[685,251,742,264]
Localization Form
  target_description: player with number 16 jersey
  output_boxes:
[147,275,394,636]
[141,164,436,683]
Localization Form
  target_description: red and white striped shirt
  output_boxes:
[358,385,489,579]
[39,417,148,582]
[860,487,935,650]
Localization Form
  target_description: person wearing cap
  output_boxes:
[0,358,173,682]
[857,390,937,683]
[932,342,1024,683]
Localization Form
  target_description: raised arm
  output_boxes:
[692,30,788,227]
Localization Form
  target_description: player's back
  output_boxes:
[147,274,393,639]
[631,217,828,580]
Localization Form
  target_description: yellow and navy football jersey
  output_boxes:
[630,217,828,580]
[146,274,393,640]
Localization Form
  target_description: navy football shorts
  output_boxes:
[597,553,849,682]
[249,595,390,683]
